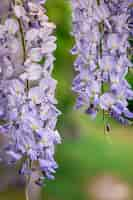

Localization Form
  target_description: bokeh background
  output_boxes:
[1,0,133,199]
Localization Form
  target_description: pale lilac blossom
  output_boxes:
[0,0,61,185]
[71,0,133,124]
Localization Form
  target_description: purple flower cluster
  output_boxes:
[128,2,133,36]
[71,0,133,124]
[0,0,61,185]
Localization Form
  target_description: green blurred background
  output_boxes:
[1,0,133,199]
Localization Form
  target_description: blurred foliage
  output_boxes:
[44,135,133,200]
[45,0,76,135]
[43,1,133,200]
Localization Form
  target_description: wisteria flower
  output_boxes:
[0,0,61,188]
[71,0,133,124]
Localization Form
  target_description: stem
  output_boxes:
[13,0,26,63]
[97,1,105,134]
[96,0,112,140]
[17,18,26,63]
[17,18,30,94]
[25,184,30,200]
[13,2,31,198]
[14,1,30,93]
[25,159,32,200]
[96,0,100,5]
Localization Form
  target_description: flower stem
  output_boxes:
[13,0,26,63]
[96,0,100,6]
[17,18,26,63]
[96,0,112,141]
[25,165,31,200]
[25,184,30,200]
[15,3,30,94]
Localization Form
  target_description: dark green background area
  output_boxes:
[1,1,133,199]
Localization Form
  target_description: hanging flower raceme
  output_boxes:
[71,0,133,124]
[0,0,61,186]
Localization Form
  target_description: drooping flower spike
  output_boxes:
[71,0,133,125]
[0,0,61,186]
